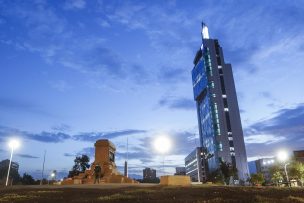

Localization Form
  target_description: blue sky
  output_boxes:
[0,0,304,179]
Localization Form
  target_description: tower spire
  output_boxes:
[201,21,209,39]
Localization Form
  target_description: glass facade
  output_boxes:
[197,95,218,172]
[192,47,218,173]
[192,58,207,100]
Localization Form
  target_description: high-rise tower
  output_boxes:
[191,22,249,181]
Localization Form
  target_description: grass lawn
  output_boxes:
[0,185,304,202]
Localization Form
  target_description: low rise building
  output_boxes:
[255,158,275,182]
[175,167,186,175]
[293,150,304,163]
[185,147,206,182]
[143,167,156,181]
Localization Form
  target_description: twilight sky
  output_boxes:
[0,0,304,179]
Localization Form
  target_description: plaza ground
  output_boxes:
[0,184,304,203]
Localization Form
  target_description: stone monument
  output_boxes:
[62,139,137,184]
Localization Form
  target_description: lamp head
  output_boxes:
[277,150,288,162]
[8,139,20,149]
[153,136,171,154]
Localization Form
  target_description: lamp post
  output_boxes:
[6,139,20,186]
[277,150,290,187]
[153,136,171,176]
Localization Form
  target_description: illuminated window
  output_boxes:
[222,95,227,98]
[209,81,215,88]
[224,108,229,112]
[218,143,223,151]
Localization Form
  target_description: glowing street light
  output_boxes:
[153,136,172,176]
[277,150,288,162]
[277,150,290,187]
[6,139,20,186]
[153,136,171,154]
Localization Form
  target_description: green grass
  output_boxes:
[124,188,156,194]
[0,193,37,202]
[287,196,304,203]
[97,193,135,201]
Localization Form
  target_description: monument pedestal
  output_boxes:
[62,139,137,185]
[160,175,191,186]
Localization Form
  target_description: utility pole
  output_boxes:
[40,150,46,185]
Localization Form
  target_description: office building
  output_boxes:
[143,167,156,180]
[191,22,249,181]
[185,147,206,182]
[0,159,19,185]
[255,158,276,182]
[175,167,186,175]
[294,150,304,163]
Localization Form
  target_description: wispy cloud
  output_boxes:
[158,97,195,111]
[64,0,86,10]
[0,125,146,144]
[51,124,71,132]
[74,129,147,142]
[16,153,39,159]
[244,134,285,145]
[0,97,51,116]
[63,153,75,157]
[49,80,72,92]
[244,103,304,157]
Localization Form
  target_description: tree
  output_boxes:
[21,173,35,185]
[289,161,304,187]
[207,169,224,184]
[269,165,283,187]
[219,160,238,185]
[68,155,90,178]
[249,173,264,185]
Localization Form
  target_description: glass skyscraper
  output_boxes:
[191,22,249,181]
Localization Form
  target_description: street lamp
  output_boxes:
[6,139,20,186]
[48,172,56,185]
[153,136,171,176]
[277,150,290,187]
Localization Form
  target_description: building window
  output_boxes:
[228,137,233,141]
[218,143,223,151]
[230,147,235,152]
[219,68,223,75]
[208,81,215,88]
[222,94,227,98]
[220,76,226,94]
[229,141,234,147]
[224,108,229,112]
[223,98,228,108]
[212,94,216,97]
